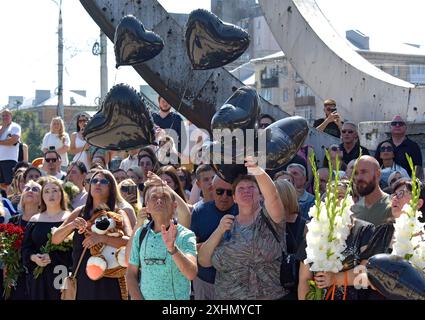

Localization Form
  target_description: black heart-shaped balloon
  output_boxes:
[199,140,247,184]
[211,86,260,133]
[83,83,155,150]
[367,254,425,300]
[185,9,250,70]
[114,15,164,68]
[257,116,309,170]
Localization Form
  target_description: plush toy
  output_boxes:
[84,208,128,299]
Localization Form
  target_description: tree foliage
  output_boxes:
[12,110,44,161]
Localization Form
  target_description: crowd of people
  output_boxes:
[0,95,423,300]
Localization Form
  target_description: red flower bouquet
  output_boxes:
[0,223,25,299]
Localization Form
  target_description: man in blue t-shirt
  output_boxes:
[152,96,185,155]
[190,175,238,300]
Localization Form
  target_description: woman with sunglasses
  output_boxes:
[176,166,193,199]
[377,142,410,189]
[198,157,287,300]
[22,177,73,300]
[323,144,347,172]
[70,114,90,171]
[51,170,133,300]
[7,180,42,300]
[349,178,425,299]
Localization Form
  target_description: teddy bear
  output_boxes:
[84,208,128,299]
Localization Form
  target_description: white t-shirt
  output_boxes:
[42,132,71,166]
[119,156,139,172]
[0,122,21,161]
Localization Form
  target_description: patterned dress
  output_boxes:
[212,209,286,300]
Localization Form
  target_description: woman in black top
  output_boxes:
[22,177,72,300]
[52,170,132,300]
[7,180,41,300]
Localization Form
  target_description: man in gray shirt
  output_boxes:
[351,155,392,226]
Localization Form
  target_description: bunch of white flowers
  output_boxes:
[392,155,425,272]
[392,203,425,270]
[304,197,353,273]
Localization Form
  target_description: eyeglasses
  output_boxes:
[215,188,233,197]
[391,121,405,127]
[24,186,40,193]
[178,175,186,182]
[121,185,137,193]
[391,188,410,199]
[330,146,340,152]
[90,178,110,185]
[380,146,394,152]
[259,123,271,129]
[341,130,354,134]
[144,258,166,265]
[45,158,58,163]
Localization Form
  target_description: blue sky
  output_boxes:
[1,0,424,106]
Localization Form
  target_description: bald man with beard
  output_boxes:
[350,156,392,226]
[190,175,238,300]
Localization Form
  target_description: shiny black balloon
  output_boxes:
[83,83,155,150]
[185,9,250,70]
[199,140,247,184]
[367,254,425,300]
[114,15,164,68]
[258,116,309,170]
[211,86,260,133]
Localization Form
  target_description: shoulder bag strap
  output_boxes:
[260,210,280,244]
[71,246,88,279]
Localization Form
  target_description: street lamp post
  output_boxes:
[52,0,64,119]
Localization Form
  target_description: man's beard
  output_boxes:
[356,177,376,197]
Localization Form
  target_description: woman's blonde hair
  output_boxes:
[18,180,42,213]
[118,178,143,215]
[8,169,25,197]
[274,179,299,216]
[51,117,66,142]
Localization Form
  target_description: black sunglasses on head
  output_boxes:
[215,188,233,197]
[380,146,394,152]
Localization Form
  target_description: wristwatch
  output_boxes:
[168,246,178,255]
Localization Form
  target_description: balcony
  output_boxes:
[295,95,315,106]
[260,76,279,88]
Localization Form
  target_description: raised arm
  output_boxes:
[51,207,86,245]
[245,156,285,223]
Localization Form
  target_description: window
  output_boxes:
[409,65,425,84]
[283,88,289,102]
[393,66,399,76]
[257,19,261,29]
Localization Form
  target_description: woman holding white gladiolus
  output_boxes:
[359,177,425,299]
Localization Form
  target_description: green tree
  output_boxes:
[12,110,45,161]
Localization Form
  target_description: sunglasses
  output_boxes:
[121,185,137,193]
[380,146,394,152]
[330,146,340,152]
[24,186,41,193]
[90,178,110,185]
[259,123,271,129]
[391,121,405,127]
[215,188,233,197]
[144,258,166,265]
[391,188,410,199]
[45,158,58,163]
[341,130,354,134]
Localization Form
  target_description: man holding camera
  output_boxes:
[0,109,21,190]
[313,99,342,138]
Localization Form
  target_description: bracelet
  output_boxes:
[167,246,178,255]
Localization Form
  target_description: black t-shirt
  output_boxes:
[322,142,370,168]
[313,118,341,138]
[375,137,422,176]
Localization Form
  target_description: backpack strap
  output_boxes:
[138,220,154,248]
